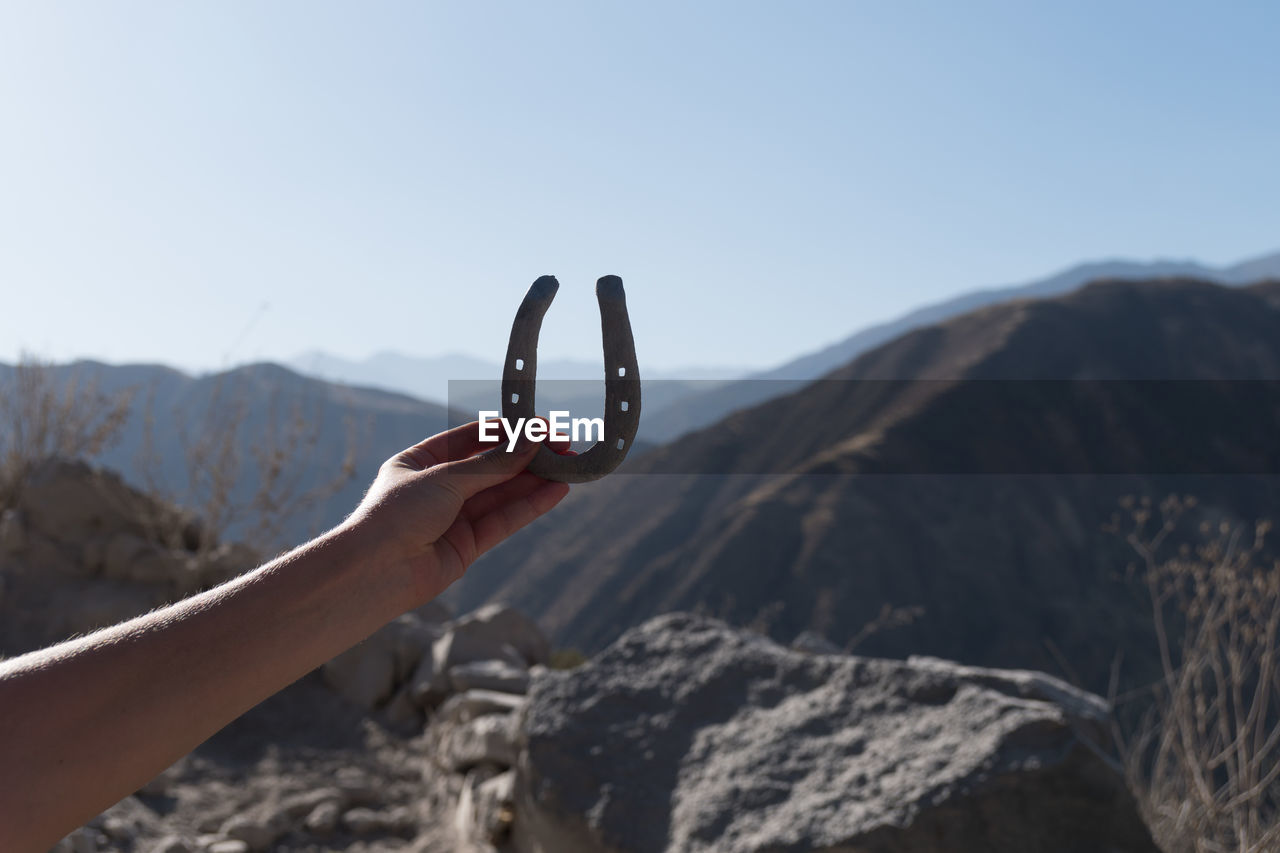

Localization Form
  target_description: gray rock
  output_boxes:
[342,805,415,835]
[101,532,187,585]
[204,841,250,853]
[323,614,441,709]
[441,714,519,771]
[448,659,530,695]
[472,770,516,843]
[385,684,425,729]
[279,786,347,819]
[21,459,139,542]
[407,645,449,709]
[219,813,286,852]
[323,632,397,710]
[514,613,1160,853]
[334,767,381,805]
[150,837,193,853]
[304,800,342,836]
[434,605,550,677]
[434,689,526,726]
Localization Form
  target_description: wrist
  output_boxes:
[319,519,430,616]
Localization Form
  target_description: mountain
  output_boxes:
[638,251,1280,442]
[0,360,454,547]
[454,278,1280,694]
[289,348,747,425]
[288,253,1280,447]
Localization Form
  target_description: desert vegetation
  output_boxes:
[1,355,356,555]
[0,355,133,511]
[1111,496,1280,853]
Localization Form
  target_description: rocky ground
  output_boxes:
[2,459,1163,852]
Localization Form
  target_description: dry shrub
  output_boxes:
[0,355,133,508]
[134,369,360,554]
[1111,495,1280,853]
[2,356,357,555]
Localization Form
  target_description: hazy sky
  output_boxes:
[3,2,1279,373]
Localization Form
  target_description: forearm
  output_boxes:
[0,522,417,852]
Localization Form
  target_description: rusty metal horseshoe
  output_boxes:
[501,275,641,483]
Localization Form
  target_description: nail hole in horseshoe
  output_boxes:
[515,358,524,371]
[620,401,629,412]
[510,393,519,404]
[617,367,626,377]
[616,438,626,450]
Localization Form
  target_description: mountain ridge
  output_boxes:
[455,277,1280,694]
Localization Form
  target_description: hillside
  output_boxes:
[454,278,1280,693]
[639,251,1280,442]
[3,461,1153,852]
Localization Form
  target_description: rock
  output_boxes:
[455,764,496,831]
[448,659,530,695]
[407,646,450,709]
[391,612,446,681]
[205,841,250,853]
[434,605,550,679]
[322,614,441,709]
[434,689,526,726]
[471,770,515,843]
[342,805,415,835]
[279,786,347,819]
[440,713,518,771]
[385,684,424,729]
[219,812,286,852]
[410,598,453,625]
[101,532,187,585]
[790,629,842,655]
[150,837,193,853]
[334,767,381,805]
[514,613,1160,853]
[20,459,139,542]
[323,632,400,709]
[304,800,342,836]
[100,815,135,841]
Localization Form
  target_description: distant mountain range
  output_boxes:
[638,251,1280,441]
[0,361,454,547]
[454,277,1280,694]
[288,251,1280,444]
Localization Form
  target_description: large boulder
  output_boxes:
[20,459,146,542]
[434,604,550,680]
[513,613,1159,853]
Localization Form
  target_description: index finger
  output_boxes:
[395,419,499,470]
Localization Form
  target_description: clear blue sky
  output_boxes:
[3,2,1278,373]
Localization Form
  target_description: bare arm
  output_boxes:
[0,421,569,852]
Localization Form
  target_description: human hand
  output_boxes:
[342,419,571,606]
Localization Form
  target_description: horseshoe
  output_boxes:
[501,275,641,483]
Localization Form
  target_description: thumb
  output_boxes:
[437,436,541,499]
